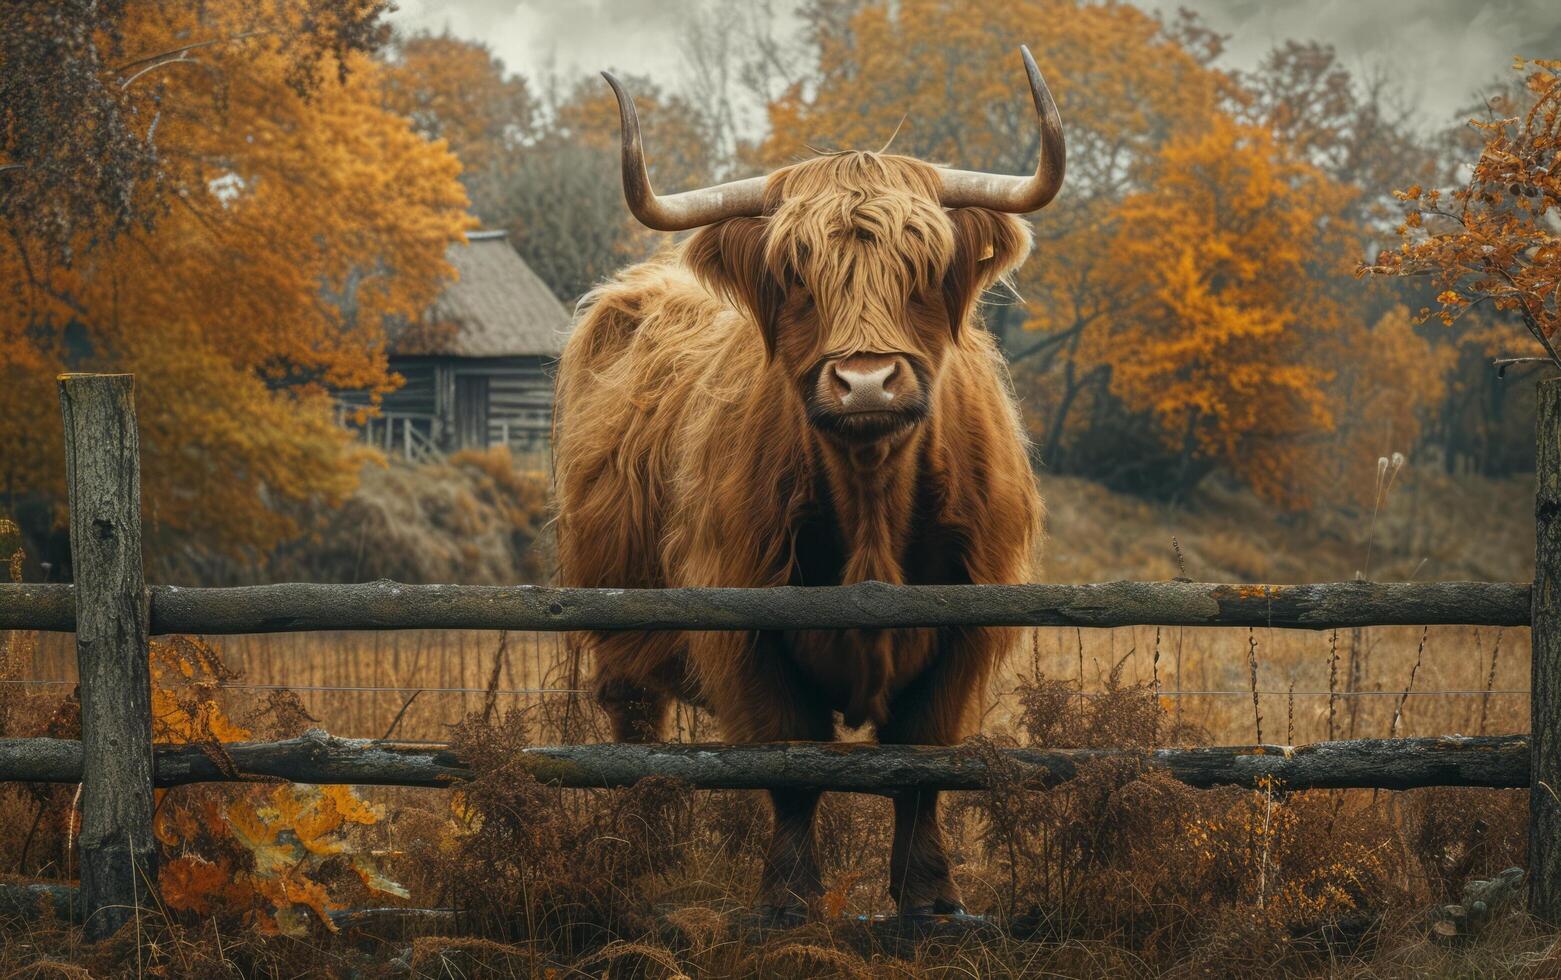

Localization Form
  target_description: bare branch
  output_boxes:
[110,31,266,76]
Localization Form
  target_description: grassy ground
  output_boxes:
[0,467,1550,976]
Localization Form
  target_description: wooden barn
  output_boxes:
[343,230,571,464]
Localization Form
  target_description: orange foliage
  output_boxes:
[1365,58,1561,363]
[382,31,536,180]
[1090,117,1347,504]
[754,0,1220,180]
[150,637,404,935]
[0,1,472,560]
[1088,116,1446,506]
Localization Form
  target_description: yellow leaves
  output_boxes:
[149,637,251,752]
[0,0,472,563]
[149,634,404,937]
[161,854,252,917]
[351,853,412,900]
[1367,56,1560,363]
[1085,109,1354,506]
[251,877,339,937]
[161,781,405,936]
[325,782,387,826]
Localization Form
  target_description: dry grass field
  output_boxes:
[1,465,1550,976]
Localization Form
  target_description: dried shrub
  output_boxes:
[1401,787,1528,902]
[1015,655,1207,750]
[742,938,873,979]
[414,708,696,951]
[956,669,1410,971]
[0,521,82,880]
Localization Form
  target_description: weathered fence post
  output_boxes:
[1533,377,1561,922]
[59,374,155,940]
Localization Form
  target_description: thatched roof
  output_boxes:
[394,230,570,358]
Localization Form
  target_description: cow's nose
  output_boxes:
[830,357,900,408]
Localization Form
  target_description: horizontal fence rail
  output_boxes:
[0,578,1533,635]
[0,730,1530,792]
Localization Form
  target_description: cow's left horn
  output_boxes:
[936,45,1066,213]
[603,71,768,232]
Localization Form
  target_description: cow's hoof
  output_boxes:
[900,898,967,918]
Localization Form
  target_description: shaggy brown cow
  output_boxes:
[554,47,1062,921]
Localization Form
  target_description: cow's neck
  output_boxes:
[798,427,928,728]
[813,428,925,586]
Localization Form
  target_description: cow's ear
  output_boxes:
[941,209,1033,341]
[686,217,784,358]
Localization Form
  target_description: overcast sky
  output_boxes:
[389,0,1561,131]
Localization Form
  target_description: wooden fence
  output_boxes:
[0,373,1555,939]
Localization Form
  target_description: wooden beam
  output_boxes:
[0,579,1532,635]
[0,731,1530,792]
[0,583,74,631]
[59,374,156,941]
[1533,377,1561,922]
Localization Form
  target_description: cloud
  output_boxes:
[389,0,1561,128]
[391,0,694,97]
[1142,0,1561,124]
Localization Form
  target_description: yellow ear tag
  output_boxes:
[979,242,995,262]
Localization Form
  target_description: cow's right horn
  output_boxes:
[604,71,768,232]
[935,45,1066,214]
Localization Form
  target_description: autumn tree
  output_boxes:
[0,1,471,574]
[382,30,537,216]
[1,0,392,258]
[1086,116,1443,505]
[1364,58,1560,474]
[1361,59,1554,477]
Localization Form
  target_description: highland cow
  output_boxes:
[553,47,1063,921]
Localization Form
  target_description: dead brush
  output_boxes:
[407,708,697,953]
[953,665,1419,972]
[0,527,81,880]
[741,936,875,978]
[1400,787,1528,904]
[1015,651,1202,752]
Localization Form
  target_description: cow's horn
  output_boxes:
[604,71,767,232]
[936,45,1066,213]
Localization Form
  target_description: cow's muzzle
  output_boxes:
[806,353,929,442]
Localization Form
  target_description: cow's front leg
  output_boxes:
[876,626,999,915]
[692,630,833,922]
[759,787,823,923]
